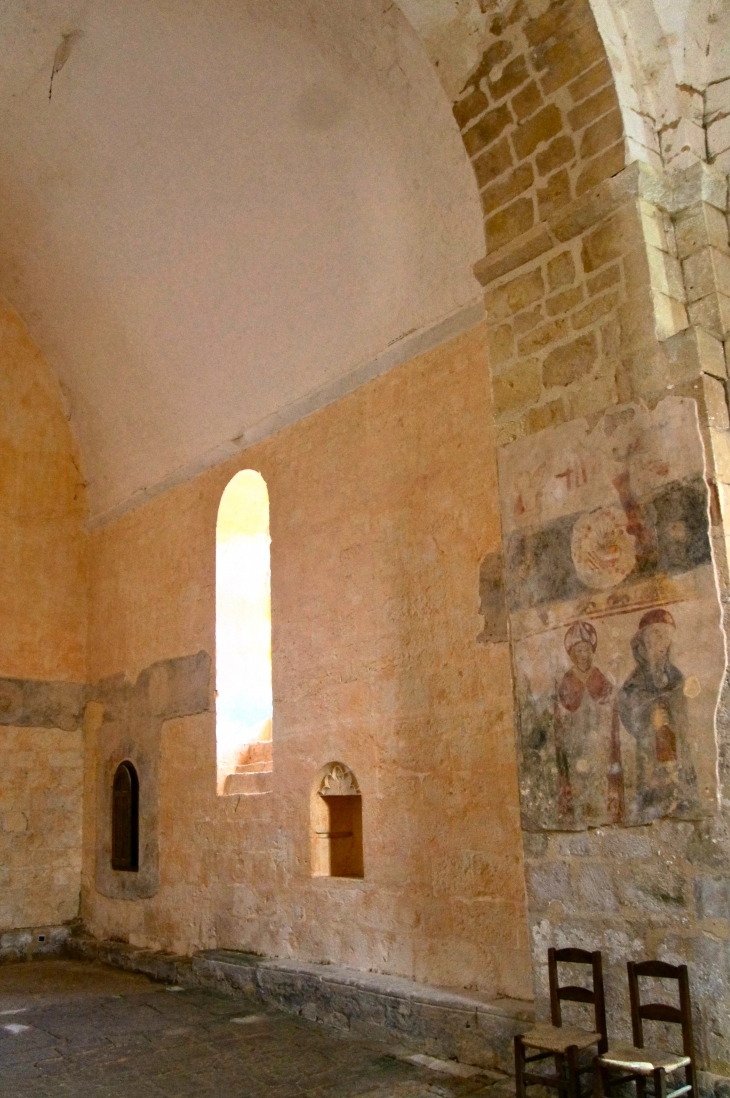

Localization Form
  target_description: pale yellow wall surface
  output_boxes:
[83,323,532,1000]
[0,296,87,931]
[0,297,86,682]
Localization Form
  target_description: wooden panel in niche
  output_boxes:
[112,761,139,872]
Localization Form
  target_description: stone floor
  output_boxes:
[0,960,517,1098]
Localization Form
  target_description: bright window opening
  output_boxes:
[216,469,273,795]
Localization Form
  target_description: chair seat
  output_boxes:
[598,1044,691,1075]
[520,1024,603,1053]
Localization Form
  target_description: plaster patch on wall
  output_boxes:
[90,651,211,901]
[477,549,509,642]
[499,397,724,831]
[0,677,84,731]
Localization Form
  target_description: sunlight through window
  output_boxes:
[216,470,272,795]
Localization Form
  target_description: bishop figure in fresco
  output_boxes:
[555,621,624,827]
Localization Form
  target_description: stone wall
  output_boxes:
[453,0,624,262]
[81,323,534,1002]
[450,0,730,1071]
[0,297,88,934]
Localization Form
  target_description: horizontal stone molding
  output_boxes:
[87,301,487,530]
[475,162,729,290]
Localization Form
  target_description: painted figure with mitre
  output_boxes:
[554,620,624,827]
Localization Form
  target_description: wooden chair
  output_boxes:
[595,960,696,1098]
[515,948,608,1098]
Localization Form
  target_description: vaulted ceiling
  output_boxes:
[2,0,727,523]
[0,0,483,521]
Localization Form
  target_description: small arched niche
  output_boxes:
[112,761,139,872]
[311,763,364,879]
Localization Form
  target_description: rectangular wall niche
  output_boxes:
[311,763,364,878]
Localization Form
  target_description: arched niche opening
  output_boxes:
[216,469,273,795]
[311,763,364,879]
[112,761,139,872]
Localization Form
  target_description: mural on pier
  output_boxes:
[497,398,723,830]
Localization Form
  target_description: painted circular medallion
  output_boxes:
[571,506,636,589]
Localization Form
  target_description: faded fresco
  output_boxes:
[498,398,724,830]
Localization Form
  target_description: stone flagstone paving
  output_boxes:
[0,960,516,1098]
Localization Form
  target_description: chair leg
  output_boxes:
[593,1059,604,1098]
[566,1044,581,1098]
[653,1068,667,1098]
[514,1036,527,1098]
[637,1073,647,1098]
[686,1061,696,1098]
[554,1052,567,1098]
[601,1063,614,1098]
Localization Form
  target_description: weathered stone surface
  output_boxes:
[575,142,625,197]
[0,677,85,730]
[537,168,572,220]
[482,164,535,216]
[547,251,576,290]
[82,325,532,1001]
[0,301,88,936]
[475,228,553,286]
[0,725,84,930]
[512,81,543,122]
[663,326,727,382]
[0,924,71,965]
[684,248,730,303]
[674,203,729,259]
[477,551,509,644]
[2,958,519,1098]
[89,650,212,903]
[485,196,535,254]
[67,938,534,1074]
[542,332,597,386]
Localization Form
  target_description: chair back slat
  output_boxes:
[553,947,596,965]
[558,985,595,1004]
[641,1004,683,1024]
[633,960,683,980]
[547,947,608,1053]
[627,960,695,1063]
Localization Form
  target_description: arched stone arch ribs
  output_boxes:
[396,0,730,171]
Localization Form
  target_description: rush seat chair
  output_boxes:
[515,948,608,1098]
[595,960,696,1098]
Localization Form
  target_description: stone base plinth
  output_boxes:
[64,936,532,1072]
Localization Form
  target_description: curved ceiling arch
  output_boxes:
[0,0,484,521]
[395,0,730,169]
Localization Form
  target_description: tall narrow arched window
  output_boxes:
[112,762,139,872]
[216,469,273,795]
